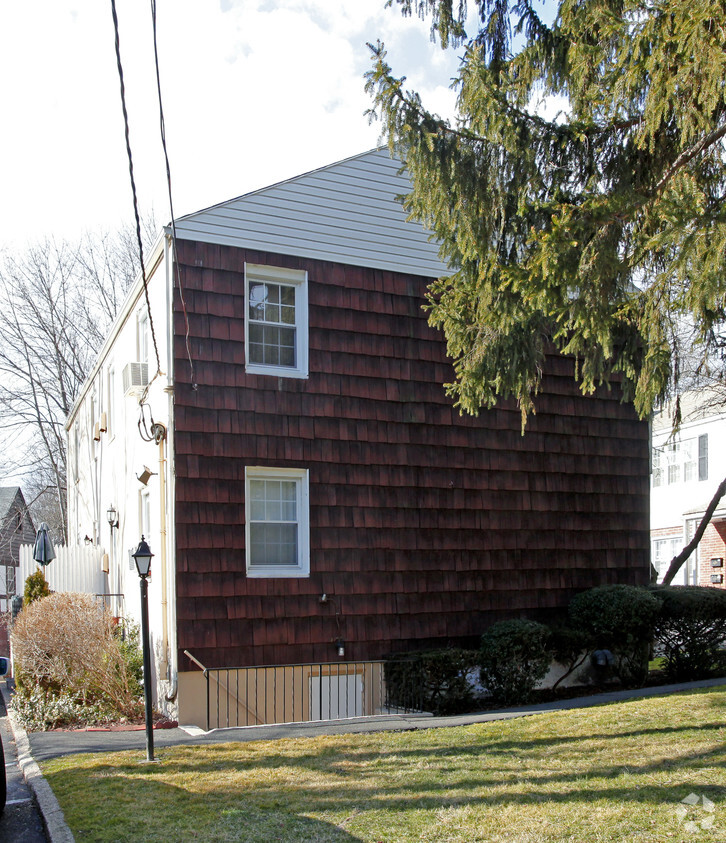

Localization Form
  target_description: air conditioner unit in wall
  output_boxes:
[122,362,149,397]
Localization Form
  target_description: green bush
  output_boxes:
[479,619,552,705]
[568,585,662,687]
[384,649,480,715]
[11,686,117,731]
[548,624,591,689]
[651,585,726,681]
[23,568,51,605]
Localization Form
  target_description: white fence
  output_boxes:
[19,544,106,595]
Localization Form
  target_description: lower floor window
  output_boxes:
[245,467,309,577]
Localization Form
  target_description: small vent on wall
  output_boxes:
[122,362,149,397]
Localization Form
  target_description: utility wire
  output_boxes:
[109,0,162,379]
[150,0,196,390]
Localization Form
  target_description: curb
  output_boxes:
[1,682,75,843]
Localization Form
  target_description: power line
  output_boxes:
[149,0,196,390]
[109,0,162,379]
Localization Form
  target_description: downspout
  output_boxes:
[157,426,169,680]
[163,230,178,702]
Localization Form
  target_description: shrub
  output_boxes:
[10,592,143,730]
[651,585,726,681]
[23,568,51,605]
[568,585,662,687]
[479,619,552,705]
[548,624,592,690]
[10,687,116,732]
[384,649,480,715]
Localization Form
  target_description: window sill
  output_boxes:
[245,364,308,379]
[246,567,310,578]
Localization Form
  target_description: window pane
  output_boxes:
[249,282,267,321]
[249,523,298,566]
[248,324,296,367]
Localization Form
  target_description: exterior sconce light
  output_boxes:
[137,466,157,486]
[84,535,94,545]
[335,638,345,658]
[107,504,119,529]
[132,536,155,761]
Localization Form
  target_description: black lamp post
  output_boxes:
[132,536,155,762]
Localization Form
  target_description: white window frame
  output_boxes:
[244,263,308,379]
[245,467,310,578]
[138,308,149,366]
[6,565,16,597]
[652,436,702,488]
[107,366,116,440]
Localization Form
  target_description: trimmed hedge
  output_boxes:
[479,619,551,705]
[651,585,726,681]
[568,584,661,687]
[384,649,480,715]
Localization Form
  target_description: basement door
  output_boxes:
[310,672,364,720]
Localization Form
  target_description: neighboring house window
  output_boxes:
[245,264,308,378]
[698,434,708,481]
[652,436,705,487]
[245,467,309,577]
[6,565,15,597]
[652,537,681,579]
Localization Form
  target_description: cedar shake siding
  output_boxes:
[173,239,650,670]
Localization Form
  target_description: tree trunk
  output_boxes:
[661,476,726,585]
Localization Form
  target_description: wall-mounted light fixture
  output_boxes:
[107,504,119,529]
[84,534,94,545]
[320,593,346,658]
[137,466,157,486]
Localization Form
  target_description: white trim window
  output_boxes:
[245,263,308,378]
[107,366,116,439]
[138,308,149,366]
[245,467,310,577]
[652,434,708,487]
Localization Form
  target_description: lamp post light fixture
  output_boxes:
[132,536,155,762]
[106,505,119,529]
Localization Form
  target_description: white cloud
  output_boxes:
[0,0,468,247]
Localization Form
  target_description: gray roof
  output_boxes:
[0,487,23,521]
[174,148,450,279]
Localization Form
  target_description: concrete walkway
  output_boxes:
[5,676,726,842]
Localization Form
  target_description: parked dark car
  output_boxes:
[0,655,8,815]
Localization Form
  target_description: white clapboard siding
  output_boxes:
[174,148,451,278]
[19,544,106,596]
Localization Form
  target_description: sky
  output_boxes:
[0,0,478,250]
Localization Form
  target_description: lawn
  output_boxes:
[41,686,726,842]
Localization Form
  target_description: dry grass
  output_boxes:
[41,686,726,842]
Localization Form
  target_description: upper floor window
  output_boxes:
[652,434,708,487]
[245,264,308,378]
